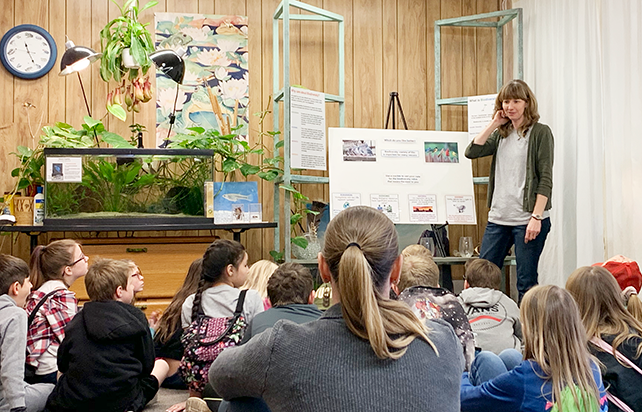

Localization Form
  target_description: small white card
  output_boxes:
[46,157,83,182]
[370,194,400,223]
[331,193,361,219]
[445,195,476,224]
[408,194,438,223]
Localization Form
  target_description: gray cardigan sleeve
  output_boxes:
[534,124,554,200]
[0,308,28,410]
[209,321,278,400]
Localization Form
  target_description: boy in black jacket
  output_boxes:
[45,259,168,412]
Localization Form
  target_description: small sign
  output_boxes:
[46,157,82,182]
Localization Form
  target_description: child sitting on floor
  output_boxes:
[396,244,476,371]
[45,259,169,412]
[0,254,54,412]
[458,258,522,354]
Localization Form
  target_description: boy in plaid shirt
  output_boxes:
[0,255,53,412]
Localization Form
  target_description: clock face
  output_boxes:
[0,25,57,79]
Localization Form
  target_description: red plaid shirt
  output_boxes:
[25,288,78,367]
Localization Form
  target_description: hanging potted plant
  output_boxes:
[100,0,157,118]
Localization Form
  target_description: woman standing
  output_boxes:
[465,79,554,302]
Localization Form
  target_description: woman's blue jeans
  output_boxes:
[480,218,551,303]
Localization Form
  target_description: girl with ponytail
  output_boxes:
[179,240,264,399]
[209,206,464,412]
[25,239,88,384]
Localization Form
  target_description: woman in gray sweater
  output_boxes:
[209,206,464,412]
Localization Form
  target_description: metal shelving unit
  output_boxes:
[272,0,344,260]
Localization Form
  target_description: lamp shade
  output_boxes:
[59,41,101,76]
[149,49,185,84]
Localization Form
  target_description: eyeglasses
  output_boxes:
[131,271,143,279]
[68,254,88,267]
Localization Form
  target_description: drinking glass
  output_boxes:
[420,236,436,256]
[459,236,473,258]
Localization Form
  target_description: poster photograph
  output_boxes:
[408,194,438,223]
[424,142,460,163]
[342,140,376,161]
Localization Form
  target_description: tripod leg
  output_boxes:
[394,95,409,130]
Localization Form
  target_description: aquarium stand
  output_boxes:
[0,221,277,252]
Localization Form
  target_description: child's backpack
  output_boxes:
[179,289,248,393]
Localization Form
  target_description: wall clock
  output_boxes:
[0,24,57,79]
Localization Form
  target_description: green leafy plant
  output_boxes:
[99,0,157,83]
[10,116,133,194]
[100,0,157,119]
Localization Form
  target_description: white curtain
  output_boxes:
[514,0,642,286]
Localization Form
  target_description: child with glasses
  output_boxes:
[25,240,88,385]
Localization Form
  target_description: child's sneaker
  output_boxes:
[186,397,210,412]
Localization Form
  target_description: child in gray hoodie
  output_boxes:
[458,258,522,355]
[0,255,53,412]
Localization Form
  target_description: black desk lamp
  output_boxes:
[149,50,185,145]
[59,39,102,146]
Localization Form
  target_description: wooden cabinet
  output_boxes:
[69,237,211,315]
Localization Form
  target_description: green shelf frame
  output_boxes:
[434,8,523,132]
[272,0,344,260]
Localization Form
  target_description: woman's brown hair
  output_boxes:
[521,285,601,411]
[495,79,540,137]
[29,239,80,289]
[566,266,642,360]
[155,258,203,343]
[323,206,436,360]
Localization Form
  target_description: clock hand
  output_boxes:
[23,42,35,64]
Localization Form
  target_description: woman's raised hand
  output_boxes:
[492,110,510,126]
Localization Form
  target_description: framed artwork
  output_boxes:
[155,13,249,147]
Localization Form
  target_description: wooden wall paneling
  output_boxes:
[166,0,199,14]
[472,0,500,249]
[261,0,283,258]
[398,0,427,130]
[48,0,66,126]
[381,0,397,128]
[133,0,159,149]
[14,0,48,161]
[298,0,326,218]
[322,0,353,206]
[91,0,110,141]
[243,0,266,261]
[64,0,92,129]
[425,0,440,130]
[199,0,215,15]
[353,0,383,129]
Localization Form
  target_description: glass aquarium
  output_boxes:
[43,148,214,225]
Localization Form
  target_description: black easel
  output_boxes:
[384,92,453,291]
[384,92,408,130]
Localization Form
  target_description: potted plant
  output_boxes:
[100,0,157,117]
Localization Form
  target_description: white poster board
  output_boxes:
[328,128,476,225]
[467,94,497,141]
[290,88,327,170]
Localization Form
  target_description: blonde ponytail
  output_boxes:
[626,293,642,325]
[324,206,436,360]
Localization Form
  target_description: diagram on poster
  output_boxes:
[445,195,476,223]
[370,194,400,222]
[331,193,361,219]
[468,94,497,141]
[328,128,476,224]
[290,88,327,170]
[408,194,438,223]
